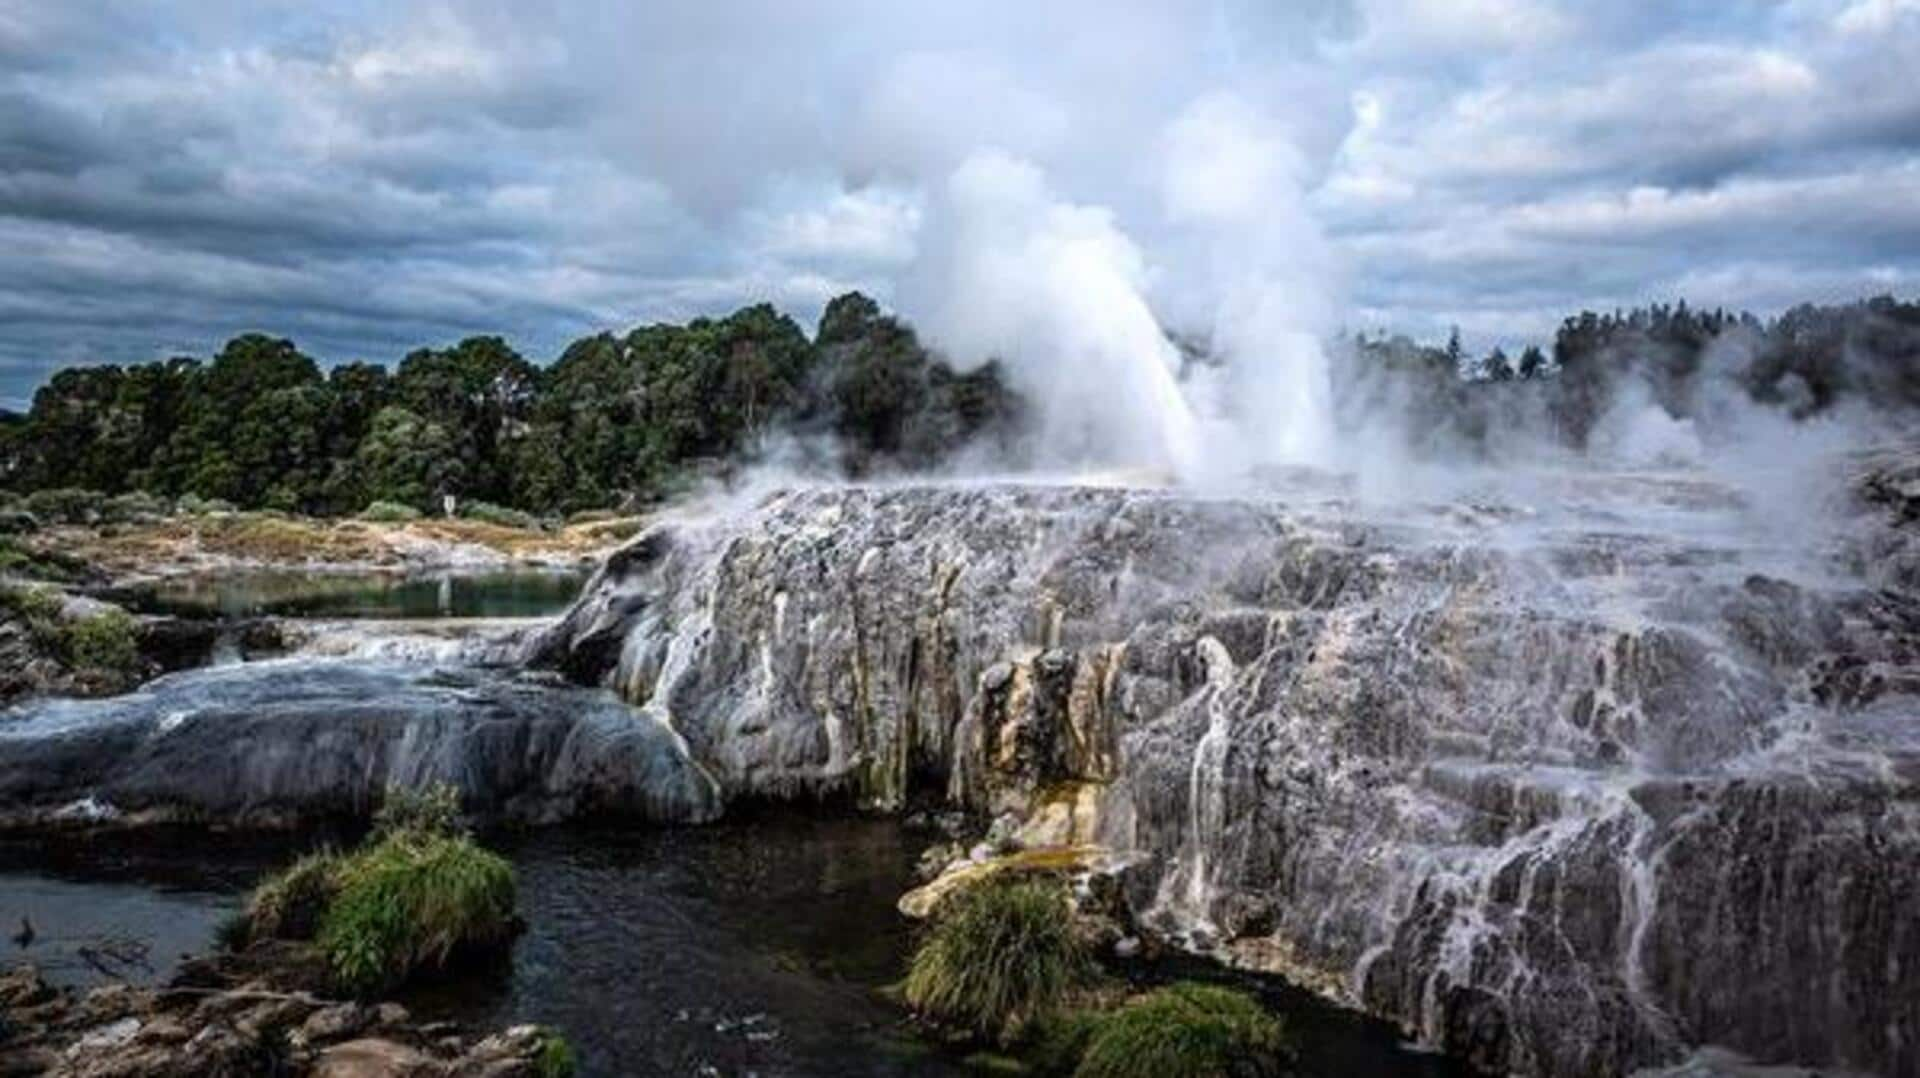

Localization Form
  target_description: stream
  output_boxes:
[0,568,1469,1077]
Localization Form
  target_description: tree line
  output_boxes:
[0,292,1019,517]
[2,292,1913,517]
[1341,294,1920,454]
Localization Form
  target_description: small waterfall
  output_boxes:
[1154,635,1238,935]
[283,619,540,665]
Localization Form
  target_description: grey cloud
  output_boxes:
[0,0,1913,400]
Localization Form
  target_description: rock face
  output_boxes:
[529,466,1920,1078]
[0,658,721,829]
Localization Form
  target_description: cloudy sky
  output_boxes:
[2,0,1917,407]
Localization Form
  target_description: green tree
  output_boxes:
[347,406,466,512]
[162,335,324,505]
[1518,344,1547,379]
[393,337,538,504]
[1482,347,1515,382]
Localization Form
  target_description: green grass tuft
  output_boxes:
[535,1027,579,1078]
[211,910,254,954]
[246,847,344,943]
[903,878,1095,1042]
[0,583,65,625]
[1024,1009,1106,1076]
[1070,982,1291,1078]
[318,830,516,995]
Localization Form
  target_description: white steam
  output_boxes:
[908,150,1201,480]
[904,92,1339,486]
[1159,92,1338,478]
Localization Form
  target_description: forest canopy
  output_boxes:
[0,293,1020,517]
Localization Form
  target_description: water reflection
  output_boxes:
[0,819,1468,1077]
[116,569,588,621]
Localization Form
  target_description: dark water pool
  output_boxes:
[0,818,1465,1077]
[0,836,279,988]
[113,568,588,620]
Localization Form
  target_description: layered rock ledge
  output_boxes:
[527,467,1920,1077]
[0,659,719,830]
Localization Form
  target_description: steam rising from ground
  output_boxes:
[728,79,1901,575]
[909,152,1202,479]
[888,93,1890,566]
[904,91,1339,485]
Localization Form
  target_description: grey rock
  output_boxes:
[0,658,722,829]
[531,473,1920,1078]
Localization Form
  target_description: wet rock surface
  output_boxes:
[531,461,1920,1077]
[0,659,721,830]
[0,959,555,1077]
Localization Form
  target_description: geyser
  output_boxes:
[902,91,1339,487]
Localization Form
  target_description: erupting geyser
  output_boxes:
[907,91,1339,486]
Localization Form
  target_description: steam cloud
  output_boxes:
[902,91,1341,486]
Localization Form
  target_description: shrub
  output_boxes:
[247,848,344,943]
[101,491,170,524]
[458,500,542,530]
[176,493,237,516]
[318,831,517,995]
[373,783,464,839]
[0,586,142,680]
[0,538,86,582]
[0,509,39,535]
[358,500,422,523]
[535,1028,579,1078]
[22,488,104,525]
[903,879,1095,1041]
[59,609,141,675]
[1071,983,1290,1078]
[0,583,65,626]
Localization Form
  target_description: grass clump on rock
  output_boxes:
[1066,982,1291,1078]
[237,784,518,996]
[535,1027,579,1078]
[246,847,343,943]
[903,878,1096,1042]
[458,499,543,530]
[318,828,516,994]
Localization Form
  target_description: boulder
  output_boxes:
[0,658,722,830]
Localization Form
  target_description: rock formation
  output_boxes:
[5,449,1916,1075]
[527,459,1920,1077]
[0,659,720,830]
